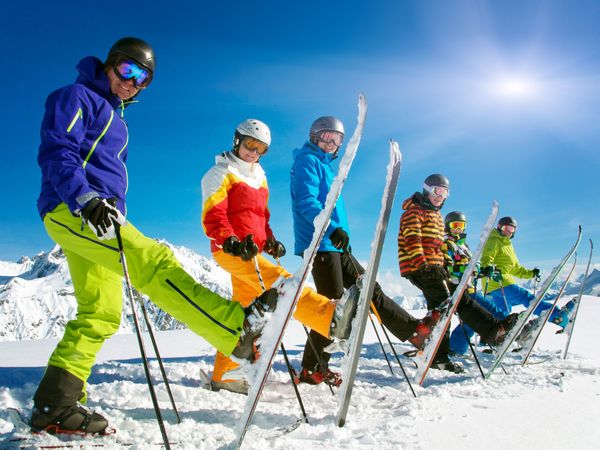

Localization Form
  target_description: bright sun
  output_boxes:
[491,76,539,100]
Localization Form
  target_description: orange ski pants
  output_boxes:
[211,251,335,382]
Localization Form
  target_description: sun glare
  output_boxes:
[491,76,539,100]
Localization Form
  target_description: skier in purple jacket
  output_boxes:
[32,37,269,435]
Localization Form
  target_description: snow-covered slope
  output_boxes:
[0,243,233,342]
[0,298,598,449]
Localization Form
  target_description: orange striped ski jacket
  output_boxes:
[398,193,445,275]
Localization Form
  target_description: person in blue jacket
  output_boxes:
[32,37,268,435]
[290,116,425,385]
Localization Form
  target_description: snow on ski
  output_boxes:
[563,239,594,359]
[232,93,367,449]
[413,201,499,386]
[336,140,402,428]
[519,253,578,365]
[485,225,582,378]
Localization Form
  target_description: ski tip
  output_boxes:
[492,199,499,208]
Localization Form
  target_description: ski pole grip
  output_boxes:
[114,221,124,253]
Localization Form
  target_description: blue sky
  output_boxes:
[1,0,599,295]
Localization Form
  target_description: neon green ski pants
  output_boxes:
[43,203,245,384]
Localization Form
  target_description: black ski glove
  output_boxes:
[532,268,540,277]
[223,236,242,256]
[480,265,503,281]
[239,235,259,261]
[480,265,502,282]
[81,197,126,240]
[420,264,448,282]
[330,228,350,251]
[264,236,286,258]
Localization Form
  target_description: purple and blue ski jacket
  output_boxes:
[37,56,130,218]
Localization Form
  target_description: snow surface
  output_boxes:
[1,297,599,449]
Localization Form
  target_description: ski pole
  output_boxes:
[442,281,485,379]
[346,253,416,396]
[367,312,394,375]
[369,305,417,398]
[253,257,309,423]
[137,299,181,423]
[275,257,336,395]
[115,225,171,450]
[498,279,510,315]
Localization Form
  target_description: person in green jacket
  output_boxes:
[479,217,575,332]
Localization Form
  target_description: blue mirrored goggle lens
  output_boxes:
[115,60,152,88]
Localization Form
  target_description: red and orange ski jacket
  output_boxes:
[201,151,274,253]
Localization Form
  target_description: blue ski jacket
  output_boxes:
[290,141,349,255]
[37,56,130,219]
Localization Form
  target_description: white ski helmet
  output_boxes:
[309,116,345,144]
[233,119,271,152]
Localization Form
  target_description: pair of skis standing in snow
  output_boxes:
[26,36,591,446]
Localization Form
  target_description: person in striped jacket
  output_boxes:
[398,174,519,372]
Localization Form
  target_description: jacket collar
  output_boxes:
[217,151,265,177]
[75,56,126,110]
[297,141,338,164]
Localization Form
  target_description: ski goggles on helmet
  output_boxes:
[317,131,344,147]
[448,221,466,232]
[241,136,269,155]
[500,224,516,234]
[424,184,449,199]
[113,59,153,88]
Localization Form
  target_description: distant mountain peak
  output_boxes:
[0,241,232,342]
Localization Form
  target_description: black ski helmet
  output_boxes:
[424,173,450,189]
[445,211,467,232]
[309,116,345,145]
[498,216,517,229]
[106,37,155,74]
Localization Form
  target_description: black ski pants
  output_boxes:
[405,271,502,359]
[301,251,419,372]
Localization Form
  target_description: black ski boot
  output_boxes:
[489,313,520,346]
[31,365,110,435]
[232,288,278,361]
[430,355,464,374]
[31,403,109,435]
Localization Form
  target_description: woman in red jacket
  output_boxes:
[201,119,345,394]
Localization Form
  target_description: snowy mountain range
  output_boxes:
[2,242,597,343]
[0,242,233,342]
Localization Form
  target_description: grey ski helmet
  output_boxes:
[309,116,345,145]
[445,211,467,231]
[106,37,155,74]
[233,119,271,152]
